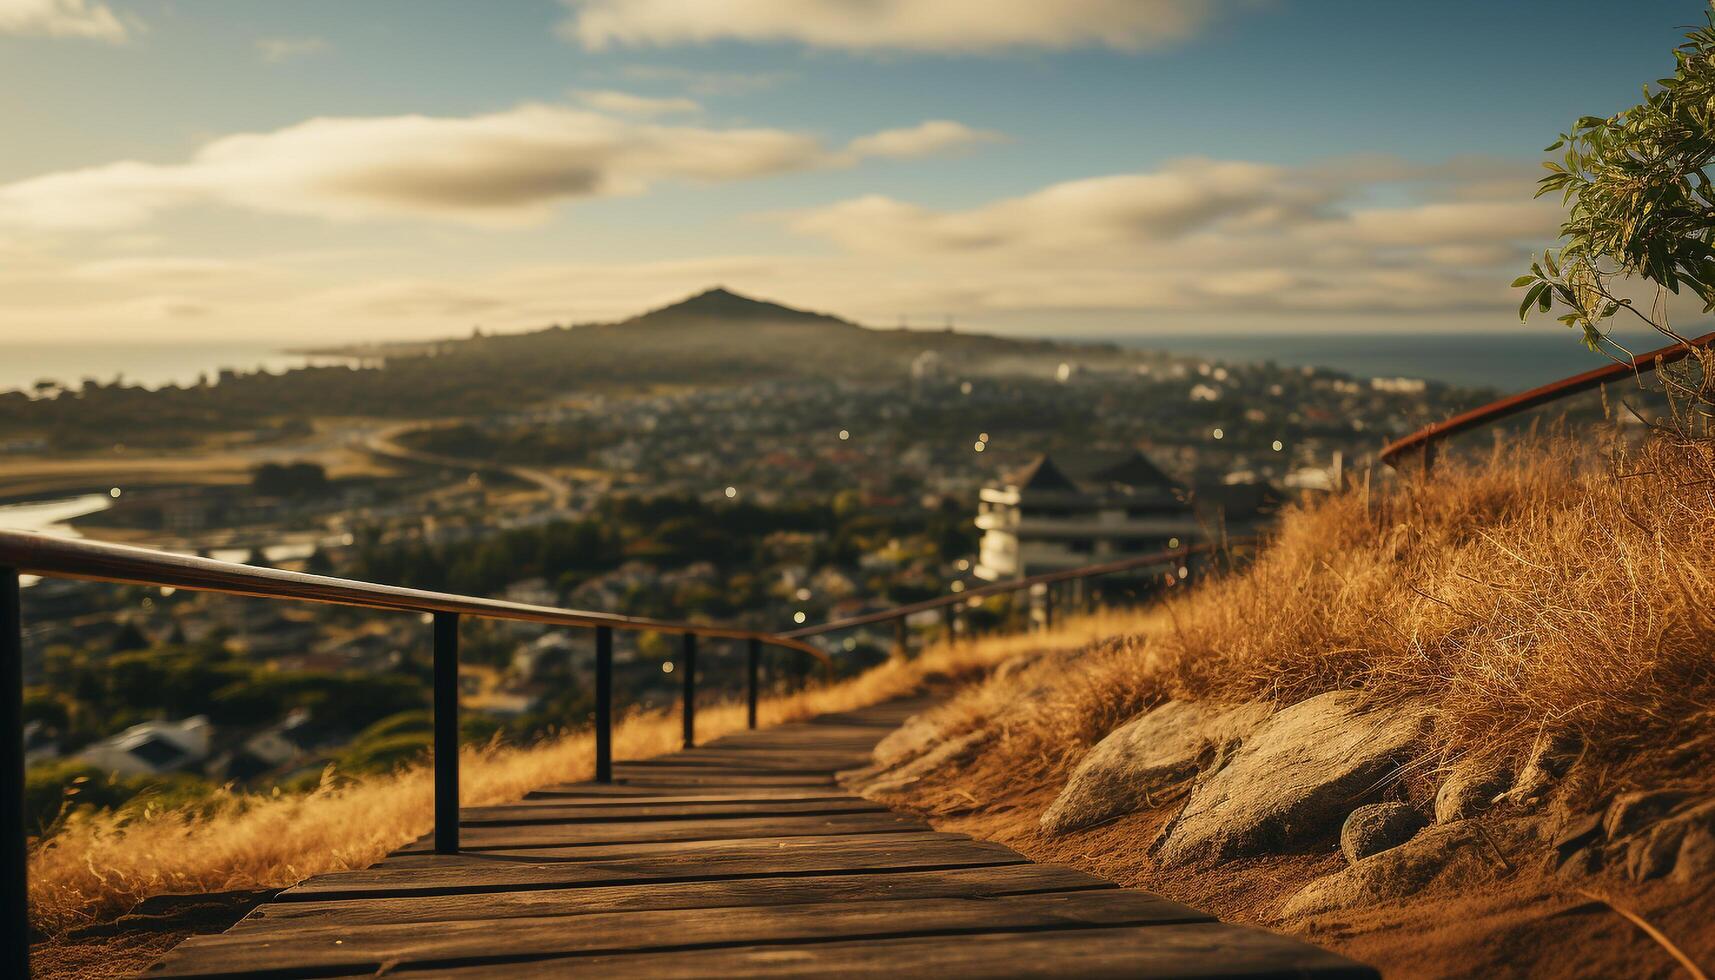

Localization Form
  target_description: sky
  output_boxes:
[0,0,1705,344]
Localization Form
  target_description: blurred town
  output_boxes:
[3,290,1485,828]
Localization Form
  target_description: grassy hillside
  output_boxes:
[859,431,1715,979]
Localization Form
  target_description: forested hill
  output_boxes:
[0,287,1122,449]
[336,286,1081,380]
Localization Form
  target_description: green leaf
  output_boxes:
[1510,275,1537,288]
[1518,282,1547,321]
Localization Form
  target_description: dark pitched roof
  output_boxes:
[1004,450,1181,495]
[1004,454,1080,492]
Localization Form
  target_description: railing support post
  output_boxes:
[893,617,907,659]
[594,626,613,783]
[681,632,697,748]
[746,637,760,730]
[432,611,460,855]
[1043,583,1054,631]
[3,567,27,979]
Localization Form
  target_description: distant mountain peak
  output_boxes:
[634,286,852,326]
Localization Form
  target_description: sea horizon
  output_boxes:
[0,328,1670,396]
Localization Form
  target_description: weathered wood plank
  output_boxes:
[522,787,861,803]
[395,810,928,852]
[410,923,1380,979]
[146,695,1373,980]
[152,891,1232,977]
[231,865,1146,931]
[285,834,1027,899]
[605,770,841,786]
[459,798,889,825]
[373,830,989,869]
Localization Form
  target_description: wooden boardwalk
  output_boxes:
[148,699,1377,978]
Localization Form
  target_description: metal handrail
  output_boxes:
[1379,330,1715,470]
[2,525,1250,974]
[0,528,834,972]
[784,539,1244,639]
[0,531,826,659]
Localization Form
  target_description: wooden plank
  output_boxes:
[373,830,988,869]
[459,798,890,825]
[231,865,1149,932]
[151,891,1232,977]
[522,788,862,804]
[395,810,928,852]
[605,770,840,786]
[144,695,1374,980]
[284,834,1027,899]
[411,923,1380,979]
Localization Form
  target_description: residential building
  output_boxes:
[80,716,213,777]
[974,451,1204,580]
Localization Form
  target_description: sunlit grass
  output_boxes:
[27,633,1016,935]
[907,432,1715,800]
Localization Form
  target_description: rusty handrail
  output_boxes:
[1379,330,1715,469]
[0,525,837,969]
[785,538,1250,639]
[0,530,825,661]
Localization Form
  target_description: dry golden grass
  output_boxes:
[920,432,1715,797]
[27,638,1013,936]
[868,432,1715,980]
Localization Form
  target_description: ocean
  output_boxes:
[0,330,1664,398]
[0,342,371,395]
[1089,330,1660,392]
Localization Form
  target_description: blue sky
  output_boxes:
[0,0,1704,342]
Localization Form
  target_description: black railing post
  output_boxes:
[942,603,954,644]
[594,626,613,783]
[681,632,697,748]
[893,617,907,659]
[3,567,27,978]
[746,637,760,730]
[432,611,459,855]
[1043,583,1054,631]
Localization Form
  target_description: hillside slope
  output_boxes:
[852,433,1715,979]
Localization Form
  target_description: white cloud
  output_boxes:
[0,0,128,41]
[561,0,1238,53]
[257,36,331,64]
[574,88,701,116]
[844,120,1003,159]
[782,156,1562,318]
[791,160,1328,252]
[0,104,989,229]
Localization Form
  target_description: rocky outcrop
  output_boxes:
[1152,691,1432,866]
[1552,792,1715,883]
[848,729,991,798]
[1040,700,1272,836]
[870,712,944,770]
[1498,729,1582,806]
[1433,758,1512,824]
[1282,821,1492,919]
[1340,802,1427,863]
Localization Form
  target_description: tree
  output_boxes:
[1516,10,1715,408]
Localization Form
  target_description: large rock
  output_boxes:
[1498,729,1582,805]
[1153,691,1432,866]
[1040,701,1271,836]
[1340,802,1426,863]
[1620,798,1715,882]
[870,712,944,770]
[849,729,991,799]
[1433,758,1511,824]
[1281,822,1488,919]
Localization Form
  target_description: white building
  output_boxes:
[974,452,1204,580]
[80,716,213,777]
